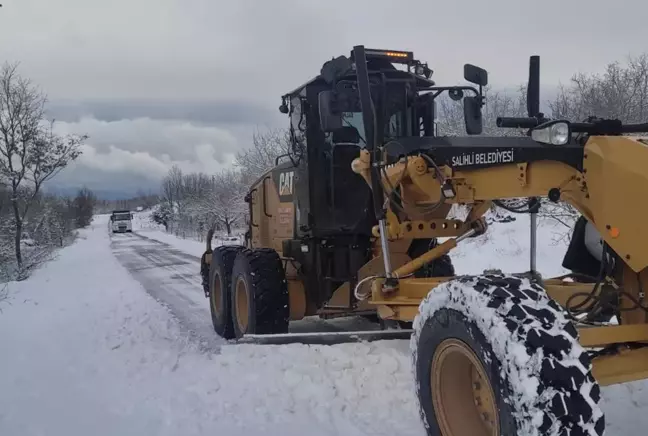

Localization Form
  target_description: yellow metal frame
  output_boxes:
[351,136,648,387]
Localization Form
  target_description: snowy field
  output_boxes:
[0,213,646,435]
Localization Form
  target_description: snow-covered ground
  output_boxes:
[0,212,646,435]
[131,211,243,258]
[451,213,571,277]
[0,215,421,436]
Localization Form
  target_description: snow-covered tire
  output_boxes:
[411,273,604,436]
[209,245,244,340]
[230,248,289,338]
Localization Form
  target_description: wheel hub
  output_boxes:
[431,339,499,436]
[235,277,249,333]
[212,275,222,315]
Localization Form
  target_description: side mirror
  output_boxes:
[464,64,488,86]
[318,90,343,132]
[463,96,483,135]
[332,126,360,144]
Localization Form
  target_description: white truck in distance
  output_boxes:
[110,210,133,233]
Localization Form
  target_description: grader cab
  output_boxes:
[200,45,648,435]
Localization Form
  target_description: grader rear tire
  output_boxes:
[411,274,604,436]
[230,248,289,338]
[208,245,244,340]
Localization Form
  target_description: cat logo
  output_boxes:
[279,171,294,196]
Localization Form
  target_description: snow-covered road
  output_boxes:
[110,231,225,351]
[0,213,647,436]
[110,230,380,352]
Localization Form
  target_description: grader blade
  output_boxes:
[237,329,413,346]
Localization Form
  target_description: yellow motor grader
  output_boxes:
[200,46,648,435]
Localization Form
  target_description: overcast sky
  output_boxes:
[1,0,646,197]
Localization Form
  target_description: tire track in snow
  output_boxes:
[110,231,382,348]
[110,231,225,351]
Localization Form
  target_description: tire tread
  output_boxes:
[232,248,289,335]
[412,273,604,436]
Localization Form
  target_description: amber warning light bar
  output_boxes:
[353,48,414,63]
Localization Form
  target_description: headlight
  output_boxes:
[531,120,570,145]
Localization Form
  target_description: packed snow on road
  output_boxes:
[0,213,646,436]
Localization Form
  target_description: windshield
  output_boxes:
[341,112,366,144]
[339,107,412,146]
[113,213,131,221]
[340,82,413,143]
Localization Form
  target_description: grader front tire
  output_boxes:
[230,248,289,338]
[411,274,604,436]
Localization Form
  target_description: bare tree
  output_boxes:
[0,62,85,267]
[550,53,648,123]
[152,202,172,231]
[0,183,12,277]
[161,164,183,207]
[235,127,291,183]
[206,169,247,235]
[31,193,74,247]
[72,187,96,228]
[181,169,247,236]
[157,164,248,240]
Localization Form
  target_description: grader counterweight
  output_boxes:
[200,45,648,435]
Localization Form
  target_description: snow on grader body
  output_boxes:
[200,46,648,435]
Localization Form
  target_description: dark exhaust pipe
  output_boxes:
[527,55,540,118]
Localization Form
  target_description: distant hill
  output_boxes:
[43,185,154,200]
